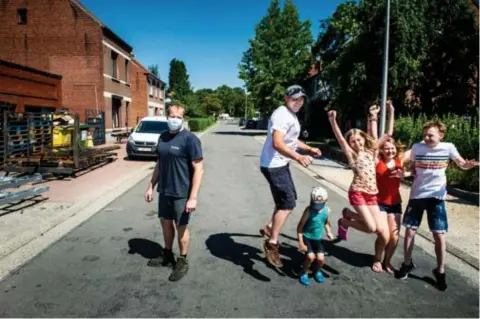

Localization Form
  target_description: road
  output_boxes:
[0,123,478,317]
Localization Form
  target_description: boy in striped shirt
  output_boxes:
[398,120,478,290]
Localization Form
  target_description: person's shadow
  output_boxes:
[127,238,163,259]
[205,233,341,281]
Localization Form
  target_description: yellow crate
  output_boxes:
[53,127,73,147]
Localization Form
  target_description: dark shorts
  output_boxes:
[260,164,297,210]
[402,198,448,233]
[158,194,190,226]
[379,203,402,214]
[303,235,324,254]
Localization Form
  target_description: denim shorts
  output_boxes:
[260,164,297,210]
[379,203,402,214]
[402,198,448,233]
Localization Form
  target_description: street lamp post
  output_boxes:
[244,88,248,120]
[379,0,391,137]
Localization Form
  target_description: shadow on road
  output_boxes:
[127,238,163,259]
[213,131,266,137]
[280,233,372,268]
[205,232,340,282]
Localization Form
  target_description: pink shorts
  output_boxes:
[348,191,378,206]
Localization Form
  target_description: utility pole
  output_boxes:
[244,88,248,120]
[379,0,391,137]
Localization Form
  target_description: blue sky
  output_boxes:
[81,0,344,90]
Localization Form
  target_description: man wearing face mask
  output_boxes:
[259,85,322,268]
[144,105,204,282]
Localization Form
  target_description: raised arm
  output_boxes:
[386,100,394,136]
[328,110,354,162]
[368,104,380,141]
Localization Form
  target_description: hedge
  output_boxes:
[394,113,479,192]
[188,117,216,132]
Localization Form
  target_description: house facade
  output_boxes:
[0,60,62,113]
[0,0,133,134]
[131,60,166,125]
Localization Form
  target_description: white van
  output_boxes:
[126,116,190,159]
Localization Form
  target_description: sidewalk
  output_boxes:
[0,145,155,261]
[254,135,479,269]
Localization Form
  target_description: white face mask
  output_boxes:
[167,117,183,131]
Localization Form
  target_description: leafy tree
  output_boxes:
[168,58,192,100]
[148,64,159,77]
[239,0,313,115]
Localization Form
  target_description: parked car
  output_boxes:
[245,119,257,129]
[126,116,169,159]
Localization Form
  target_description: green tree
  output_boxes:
[239,0,313,115]
[148,64,159,77]
[168,58,192,100]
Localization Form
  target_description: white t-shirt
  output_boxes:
[260,105,300,168]
[410,142,460,199]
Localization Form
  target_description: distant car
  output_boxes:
[246,119,257,129]
[126,116,169,159]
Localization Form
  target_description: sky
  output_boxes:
[80,0,344,90]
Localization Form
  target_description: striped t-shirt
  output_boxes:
[410,142,460,199]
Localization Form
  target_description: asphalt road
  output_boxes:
[0,123,478,318]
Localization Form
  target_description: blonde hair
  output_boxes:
[168,105,185,117]
[423,120,446,134]
[345,128,377,152]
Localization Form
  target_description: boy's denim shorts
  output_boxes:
[402,198,448,233]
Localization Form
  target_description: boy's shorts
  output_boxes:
[303,235,324,254]
[402,198,448,233]
[378,203,402,214]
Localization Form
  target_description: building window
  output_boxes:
[17,8,27,25]
[149,85,153,96]
[111,51,118,78]
[124,60,129,83]
[112,98,121,128]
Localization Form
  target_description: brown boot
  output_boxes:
[259,225,272,238]
[262,240,283,267]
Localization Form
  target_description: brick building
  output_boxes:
[0,0,134,134]
[131,60,166,124]
[0,59,63,113]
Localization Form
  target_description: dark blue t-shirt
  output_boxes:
[156,129,203,198]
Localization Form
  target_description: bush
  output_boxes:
[188,117,216,132]
[394,113,479,192]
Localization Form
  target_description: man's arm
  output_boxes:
[148,159,161,190]
[296,140,312,152]
[189,159,204,200]
[272,130,301,161]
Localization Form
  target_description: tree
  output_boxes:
[239,0,313,115]
[148,64,159,77]
[168,58,192,100]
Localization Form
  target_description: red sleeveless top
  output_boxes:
[376,157,402,205]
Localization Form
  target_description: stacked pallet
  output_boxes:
[6,112,52,161]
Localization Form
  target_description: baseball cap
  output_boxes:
[311,186,328,202]
[285,85,307,99]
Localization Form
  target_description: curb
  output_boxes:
[253,136,479,270]
[0,128,214,281]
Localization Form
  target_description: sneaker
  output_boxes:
[396,261,415,279]
[259,225,272,239]
[299,272,310,286]
[313,271,325,283]
[147,249,175,268]
[262,240,283,268]
[432,268,447,291]
[337,218,348,240]
[168,256,189,282]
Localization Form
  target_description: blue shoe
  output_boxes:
[314,271,325,283]
[299,273,310,286]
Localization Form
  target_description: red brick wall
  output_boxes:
[0,0,104,121]
[0,61,62,111]
[130,62,148,127]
